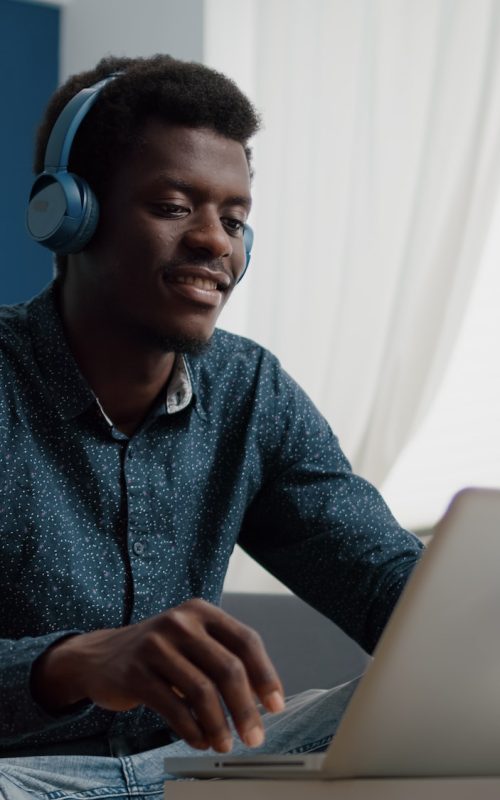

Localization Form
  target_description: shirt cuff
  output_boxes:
[0,631,94,741]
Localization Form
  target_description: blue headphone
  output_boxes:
[26,74,254,281]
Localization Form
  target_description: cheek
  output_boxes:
[104,231,168,273]
[153,220,185,252]
[151,229,177,252]
[129,220,180,260]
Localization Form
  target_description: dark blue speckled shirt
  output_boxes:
[0,283,423,750]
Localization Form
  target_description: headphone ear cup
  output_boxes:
[236,224,254,284]
[26,171,99,255]
[64,176,99,255]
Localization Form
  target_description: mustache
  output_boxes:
[161,256,236,289]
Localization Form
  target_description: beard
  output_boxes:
[130,319,213,357]
[149,332,212,357]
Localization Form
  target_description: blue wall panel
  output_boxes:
[0,0,59,304]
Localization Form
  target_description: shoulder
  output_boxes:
[0,301,35,439]
[0,300,30,330]
[0,300,31,361]
[202,328,273,366]
[189,328,285,386]
[187,328,329,441]
[0,288,55,402]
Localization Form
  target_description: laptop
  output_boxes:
[165,487,500,779]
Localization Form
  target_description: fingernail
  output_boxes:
[244,725,265,748]
[264,690,285,713]
[190,739,209,750]
[213,737,233,753]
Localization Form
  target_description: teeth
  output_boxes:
[174,275,218,291]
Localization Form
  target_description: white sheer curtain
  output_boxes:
[203,0,500,590]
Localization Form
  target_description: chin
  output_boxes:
[166,335,212,356]
[151,330,213,356]
[130,316,216,356]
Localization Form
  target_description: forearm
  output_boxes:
[0,630,91,741]
[30,633,90,714]
[240,468,424,654]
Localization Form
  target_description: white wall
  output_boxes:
[60,0,203,79]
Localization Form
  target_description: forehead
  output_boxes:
[113,120,252,203]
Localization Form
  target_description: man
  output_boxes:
[0,55,422,797]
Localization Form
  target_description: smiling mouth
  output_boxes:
[162,271,227,309]
[170,275,220,291]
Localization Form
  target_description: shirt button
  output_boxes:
[133,541,145,556]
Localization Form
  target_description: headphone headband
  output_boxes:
[44,75,118,172]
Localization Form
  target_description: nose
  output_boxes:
[182,214,232,261]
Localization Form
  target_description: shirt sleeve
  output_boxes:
[0,631,93,741]
[238,359,424,654]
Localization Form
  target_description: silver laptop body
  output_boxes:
[165,488,500,779]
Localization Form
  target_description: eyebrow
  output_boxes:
[151,175,252,209]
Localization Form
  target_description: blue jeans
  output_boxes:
[0,679,360,799]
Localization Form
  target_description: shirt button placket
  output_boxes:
[124,440,154,626]
[125,443,143,559]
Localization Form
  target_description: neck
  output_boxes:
[58,282,176,435]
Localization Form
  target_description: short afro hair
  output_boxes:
[33,54,261,277]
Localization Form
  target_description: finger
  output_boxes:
[204,610,285,713]
[180,633,267,748]
[137,673,210,751]
[157,644,235,752]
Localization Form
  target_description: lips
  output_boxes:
[162,266,231,308]
[172,274,219,291]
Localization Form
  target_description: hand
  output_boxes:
[31,599,285,752]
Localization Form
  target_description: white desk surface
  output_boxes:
[165,777,500,800]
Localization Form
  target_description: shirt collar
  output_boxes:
[165,354,193,414]
[27,282,196,422]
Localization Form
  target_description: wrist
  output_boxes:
[30,634,87,714]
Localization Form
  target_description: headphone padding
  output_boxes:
[236,223,254,284]
[61,177,99,255]
[26,172,99,255]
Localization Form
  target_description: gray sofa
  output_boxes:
[221,593,370,696]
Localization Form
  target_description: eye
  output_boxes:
[221,217,245,236]
[151,203,189,219]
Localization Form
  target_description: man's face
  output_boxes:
[75,120,252,353]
